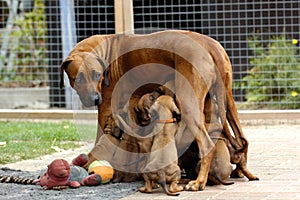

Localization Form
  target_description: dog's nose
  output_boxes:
[93,93,102,105]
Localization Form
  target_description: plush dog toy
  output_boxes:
[35,155,114,189]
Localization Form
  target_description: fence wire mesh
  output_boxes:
[0,0,299,109]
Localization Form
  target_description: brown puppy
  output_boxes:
[111,100,154,183]
[61,30,257,190]
[197,132,234,186]
[200,97,248,185]
[140,95,183,196]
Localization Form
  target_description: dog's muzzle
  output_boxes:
[93,93,102,106]
[81,92,102,107]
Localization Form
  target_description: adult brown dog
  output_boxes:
[140,95,183,196]
[60,30,257,190]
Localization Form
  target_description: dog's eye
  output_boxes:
[75,72,84,84]
[75,77,80,83]
[93,71,102,81]
[92,70,102,81]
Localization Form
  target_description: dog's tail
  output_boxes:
[158,171,180,196]
[235,137,248,153]
[209,174,234,186]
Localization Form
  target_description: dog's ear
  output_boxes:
[97,58,110,87]
[60,60,71,89]
[103,69,110,87]
[171,94,181,120]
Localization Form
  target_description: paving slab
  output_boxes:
[120,124,300,200]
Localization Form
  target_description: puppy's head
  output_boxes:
[149,95,180,121]
[134,86,169,125]
[135,93,156,126]
[60,52,109,107]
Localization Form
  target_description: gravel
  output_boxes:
[0,167,143,200]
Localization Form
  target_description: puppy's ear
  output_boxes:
[60,60,71,89]
[149,93,156,102]
[171,94,181,120]
[134,104,140,113]
[171,102,180,116]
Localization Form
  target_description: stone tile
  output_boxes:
[121,125,300,200]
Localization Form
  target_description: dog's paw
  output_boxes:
[230,168,244,178]
[249,176,259,181]
[139,186,152,193]
[169,185,184,193]
[185,180,205,191]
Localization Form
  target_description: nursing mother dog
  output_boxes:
[60,30,258,191]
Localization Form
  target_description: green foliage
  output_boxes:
[0,0,48,87]
[240,34,300,109]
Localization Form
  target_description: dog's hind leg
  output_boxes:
[225,92,259,181]
[213,71,241,152]
[225,91,248,148]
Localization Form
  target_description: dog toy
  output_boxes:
[72,153,114,184]
[0,175,36,185]
[34,159,102,189]
[88,160,114,184]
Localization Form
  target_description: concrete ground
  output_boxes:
[121,123,300,200]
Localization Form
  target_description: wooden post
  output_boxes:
[114,0,134,34]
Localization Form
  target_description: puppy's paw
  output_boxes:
[230,168,244,178]
[139,186,152,193]
[249,176,259,181]
[169,185,184,193]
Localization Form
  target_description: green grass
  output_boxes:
[0,121,97,164]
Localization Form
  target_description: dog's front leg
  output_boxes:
[185,124,216,191]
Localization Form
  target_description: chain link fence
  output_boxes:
[0,0,299,109]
